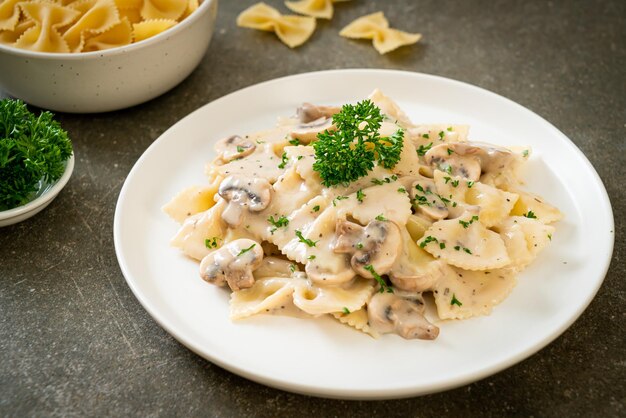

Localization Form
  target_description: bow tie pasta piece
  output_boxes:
[62,0,121,52]
[0,18,35,44]
[284,0,349,20]
[433,267,517,320]
[133,18,177,42]
[237,2,316,48]
[0,0,21,31]
[367,88,415,129]
[492,216,555,270]
[230,277,297,320]
[16,2,80,52]
[83,16,131,51]
[509,189,564,224]
[141,0,187,21]
[332,308,379,338]
[340,11,421,54]
[170,200,228,261]
[292,277,374,315]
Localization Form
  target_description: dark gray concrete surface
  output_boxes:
[1,0,624,416]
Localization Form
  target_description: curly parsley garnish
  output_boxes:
[312,99,404,186]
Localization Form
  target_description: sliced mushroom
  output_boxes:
[333,219,402,278]
[297,103,340,124]
[367,292,439,340]
[199,238,264,291]
[424,143,482,180]
[410,179,449,220]
[215,135,256,163]
[218,175,271,227]
[290,117,334,144]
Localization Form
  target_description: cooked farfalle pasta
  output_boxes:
[236,2,316,48]
[164,89,562,341]
[284,0,349,20]
[0,0,201,52]
[339,11,421,54]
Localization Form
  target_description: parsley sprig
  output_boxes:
[312,99,404,186]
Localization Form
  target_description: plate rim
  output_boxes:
[113,69,614,399]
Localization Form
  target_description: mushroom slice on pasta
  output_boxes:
[83,16,132,51]
[237,2,316,48]
[339,11,421,55]
[16,2,81,52]
[418,211,510,271]
[141,0,187,21]
[230,277,298,319]
[332,308,379,338]
[133,18,177,42]
[292,277,374,315]
[509,189,564,224]
[170,200,227,261]
[493,216,555,270]
[433,267,517,320]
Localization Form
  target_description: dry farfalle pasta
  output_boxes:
[0,0,200,53]
[340,11,421,54]
[236,2,316,48]
[284,0,349,20]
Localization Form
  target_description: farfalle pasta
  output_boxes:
[164,90,563,340]
[340,11,421,54]
[284,0,349,20]
[236,2,316,48]
[0,0,201,52]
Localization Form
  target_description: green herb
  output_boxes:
[548,233,552,241]
[463,247,472,254]
[356,242,364,249]
[308,255,316,260]
[443,176,451,184]
[0,99,73,210]
[524,210,537,219]
[237,243,256,256]
[451,179,460,187]
[356,189,365,202]
[452,201,458,207]
[397,187,407,194]
[458,215,479,228]
[422,133,430,139]
[278,152,288,169]
[311,205,320,212]
[204,237,220,249]
[522,149,529,157]
[312,99,404,186]
[375,214,387,221]
[333,195,349,206]
[288,138,300,146]
[451,294,462,307]
[439,242,446,249]
[438,130,445,140]
[420,235,438,248]
[268,215,289,233]
[447,126,453,132]
[364,264,393,293]
[445,165,452,174]
[236,145,245,153]
[466,181,475,188]
[371,178,384,185]
[297,155,304,160]
[256,139,265,144]
[342,307,351,314]
[447,148,454,155]
[295,230,317,247]
[289,264,296,273]
[454,245,461,251]
[416,142,433,156]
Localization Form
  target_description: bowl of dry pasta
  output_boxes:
[0,0,218,113]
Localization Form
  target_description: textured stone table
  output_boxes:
[1,0,624,416]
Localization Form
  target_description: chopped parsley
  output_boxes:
[278,152,288,169]
[237,243,256,256]
[451,294,463,307]
[356,242,364,249]
[375,214,387,221]
[443,176,451,184]
[311,205,320,212]
[295,230,317,247]
[356,189,366,202]
[289,264,296,273]
[522,149,529,157]
[333,195,349,206]
[364,264,393,293]
[451,179,460,187]
[422,133,430,139]
[447,148,454,155]
[308,255,316,260]
[438,130,445,140]
[204,237,220,249]
[463,247,473,254]
[416,142,433,156]
[439,242,446,249]
[459,215,479,229]
[397,187,407,194]
[312,99,404,186]
[342,307,351,314]
[524,210,537,219]
[548,233,552,241]
[288,138,300,146]
[267,215,289,233]
[466,181,475,188]
[236,145,245,153]
[419,235,438,248]
[447,126,453,132]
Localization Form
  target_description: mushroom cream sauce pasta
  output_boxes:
[163,89,562,340]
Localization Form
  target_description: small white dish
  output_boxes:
[0,154,74,227]
[114,70,614,399]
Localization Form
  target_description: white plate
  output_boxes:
[114,70,614,399]
[0,154,74,227]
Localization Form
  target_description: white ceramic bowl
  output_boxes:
[0,0,218,113]
[0,154,74,227]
